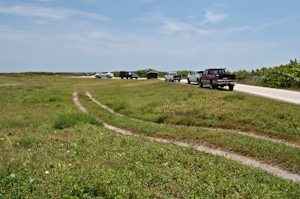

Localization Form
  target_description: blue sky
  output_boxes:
[0,0,299,73]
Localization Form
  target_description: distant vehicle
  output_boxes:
[120,71,138,79]
[187,70,203,84]
[199,68,236,90]
[95,72,114,78]
[165,72,182,82]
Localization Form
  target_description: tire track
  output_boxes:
[73,91,300,183]
[86,92,300,149]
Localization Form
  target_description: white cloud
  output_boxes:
[0,5,110,21]
[204,10,228,23]
[250,17,299,33]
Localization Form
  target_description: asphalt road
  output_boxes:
[172,78,300,105]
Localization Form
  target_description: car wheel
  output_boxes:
[165,78,167,81]
[136,77,138,79]
[127,76,128,79]
[121,76,123,79]
[187,79,190,84]
[95,76,99,78]
[229,85,234,91]
[178,80,180,82]
[106,75,110,78]
[209,82,214,89]
[130,76,133,79]
[199,81,203,87]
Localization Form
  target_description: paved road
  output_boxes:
[162,78,300,105]
[234,84,300,105]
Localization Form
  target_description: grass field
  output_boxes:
[91,80,300,142]
[1,75,300,198]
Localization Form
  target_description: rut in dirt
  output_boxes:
[73,91,300,183]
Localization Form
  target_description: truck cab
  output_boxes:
[187,70,203,84]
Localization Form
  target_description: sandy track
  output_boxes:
[73,91,300,183]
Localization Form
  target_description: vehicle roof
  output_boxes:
[205,68,225,70]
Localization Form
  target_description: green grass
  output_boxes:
[1,75,300,198]
[79,91,300,175]
[91,80,300,142]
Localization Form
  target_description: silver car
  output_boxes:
[95,72,114,78]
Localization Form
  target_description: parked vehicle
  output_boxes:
[187,70,203,84]
[199,68,236,90]
[165,72,182,82]
[95,72,114,78]
[120,71,138,79]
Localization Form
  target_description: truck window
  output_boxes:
[208,69,225,74]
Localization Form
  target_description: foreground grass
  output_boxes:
[92,80,300,142]
[1,76,300,198]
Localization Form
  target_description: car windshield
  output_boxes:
[170,73,176,76]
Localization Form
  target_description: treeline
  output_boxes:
[228,59,300,88]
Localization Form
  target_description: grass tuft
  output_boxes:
[53,112,103,129]
[49,95,63,102]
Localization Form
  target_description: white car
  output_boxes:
[187,70,203,84]
[95,72,114,78]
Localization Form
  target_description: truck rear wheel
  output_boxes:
[187,79,190,84]
[229,85,234,91]
[178,80,180,82]
[209,82,215,89]
[199,81,203,87]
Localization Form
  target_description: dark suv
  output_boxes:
[119,71,138,79]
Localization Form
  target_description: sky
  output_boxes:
[0,0,299,73]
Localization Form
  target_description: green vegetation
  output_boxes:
[91,80,300,142]
[229,59,300,89]
[1,75,300,198]
[80,91,300,175]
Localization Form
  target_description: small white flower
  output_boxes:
[45,171,49,175]
[30,179,34,183]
